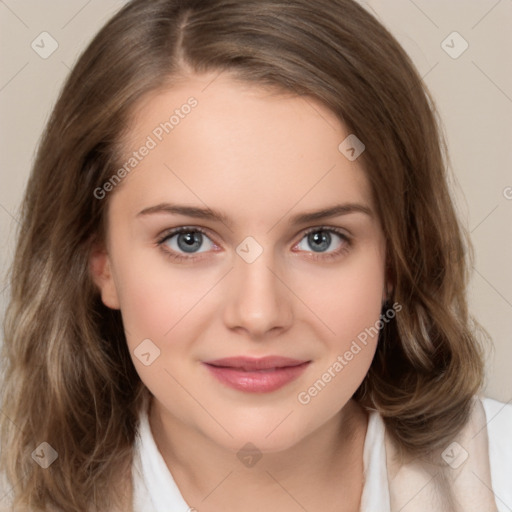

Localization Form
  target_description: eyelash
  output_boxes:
[156,226,352,263]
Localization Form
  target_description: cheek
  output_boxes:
[295,266,384,420]
[298,251,385,343]
[292,250,384,409]
[112,243,210,343]
[114,260,206,402]
[117,273,173,343]
[337,269,384,340]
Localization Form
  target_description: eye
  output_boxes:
[157,225,352,263]
[157,227,216,261]
[294,227,351,260]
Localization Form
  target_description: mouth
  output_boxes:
[202,356,311,393]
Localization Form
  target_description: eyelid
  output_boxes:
[156,226,219,263]
[156,225,217,245]
[300,225,350,239]
[291,225,351,259]
[156,224,351,261]
[157,224,351,243]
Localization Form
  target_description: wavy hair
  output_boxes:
[0,0,487,510]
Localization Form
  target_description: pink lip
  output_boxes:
[202,356,311,393]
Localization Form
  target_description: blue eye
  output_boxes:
[157,226,351,263]
[295,227,351,260]
[157,227,215,261]
[297,229,343,253]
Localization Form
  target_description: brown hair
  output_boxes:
[0,0,487,510]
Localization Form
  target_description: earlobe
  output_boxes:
[383,281,393,301]
[383,255,394,304]
[89,246,120,310]
[382,277,394,308]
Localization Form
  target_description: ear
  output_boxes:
[89,243,120,310]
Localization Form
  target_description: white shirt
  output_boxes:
[132,395,512,512]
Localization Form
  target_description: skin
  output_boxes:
[91,72,390,512]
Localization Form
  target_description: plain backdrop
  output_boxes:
[0,0,511,402]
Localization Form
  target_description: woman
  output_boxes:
[1,1,510,511]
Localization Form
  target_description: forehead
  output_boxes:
[110,73,373,224]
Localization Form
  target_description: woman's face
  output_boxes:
[92,73,388,452]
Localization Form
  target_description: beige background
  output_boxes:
[0,1,511,402]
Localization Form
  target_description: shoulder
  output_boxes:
[480,395,512,436]
[478,395,512,511]
[381,395,512,512]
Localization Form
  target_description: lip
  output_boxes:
[202,356,311,393]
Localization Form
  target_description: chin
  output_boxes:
[222,432,305,456]
[207,414,314,455]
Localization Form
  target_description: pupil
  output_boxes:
[178,231,202,252]
[309,231,330,252]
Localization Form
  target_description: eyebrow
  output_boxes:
[136,202,373,226]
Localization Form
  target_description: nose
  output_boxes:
[223,247,293,339]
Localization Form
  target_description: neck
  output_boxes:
[149,398,368,512]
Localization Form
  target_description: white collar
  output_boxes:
[360,408,391,511]
[132,401,191,511]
